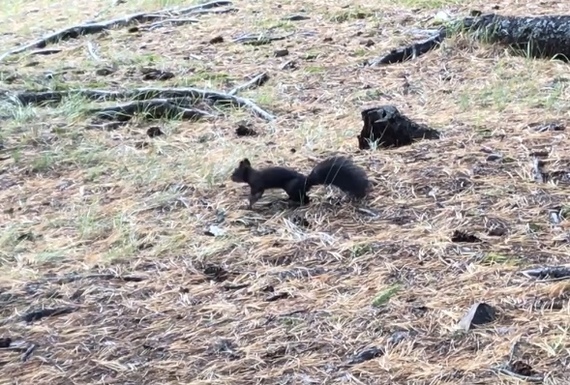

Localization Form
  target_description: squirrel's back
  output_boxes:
[306,156,369,198]
[256,166,305,189]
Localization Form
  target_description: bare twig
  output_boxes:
[228,72,270,95]
[51,273,146,284]
[233,32,295,45]
[0,0,233,62]
[142,18,200,31]
[21,343,36,362]
[86,40,103,61]
[28,48,63,56]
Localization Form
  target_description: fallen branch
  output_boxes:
[367,13,570,66]
[2,85,276,121]
[0,0,233,62]
[89,98,216,121]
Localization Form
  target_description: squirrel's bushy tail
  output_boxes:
[306,156,370,198]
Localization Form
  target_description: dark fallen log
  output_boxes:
[0,0,233,62]
[358,106,441,150]
[464,14,570,62]
[2,84,275,121]
[368,13,570,66]
[89,99,215,122]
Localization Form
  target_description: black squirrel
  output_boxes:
[230,156,370,208]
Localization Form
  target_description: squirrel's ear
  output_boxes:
[241,158,251,167]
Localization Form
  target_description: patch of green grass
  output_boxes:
[303,65,326,74]
[351,88,385,103]
[351,47,369,58]
[182,70,233,89]
[0,104,39,125]
[479,252,513,266]
[349,243,375,258]
[328,8,372,23]
[138,0,191,8]
[372,284,402,307]
[389,0,463,9]
[268,20,297,32]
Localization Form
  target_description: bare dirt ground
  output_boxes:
[1,0,570,383]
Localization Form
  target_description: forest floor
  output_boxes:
[1,0,569,384]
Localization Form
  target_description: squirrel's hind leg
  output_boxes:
[287,193,310,206]
[284,180,310,206]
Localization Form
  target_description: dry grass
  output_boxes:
[1,0,570,383]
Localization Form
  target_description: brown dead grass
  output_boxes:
[1,0,570,383]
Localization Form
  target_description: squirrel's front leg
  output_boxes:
[248,189,263,209]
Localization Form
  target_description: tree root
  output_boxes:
[1,73,275,122]
[0,0,234,62]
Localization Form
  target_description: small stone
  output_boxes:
[95,67,115,76]
[235,124,257,137]
[434,10,452,23]
[283,14,310,21]
[0,338,12,348]
[486,154,502,162]
[146,126,163,138]
[209,36,224,44]
[458,302,497,331]
[347,347,384,365]
[451,230,481,243]
[274,49,289,57]
[387,331,411,346]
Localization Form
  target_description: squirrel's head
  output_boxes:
[230,158,251,182]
